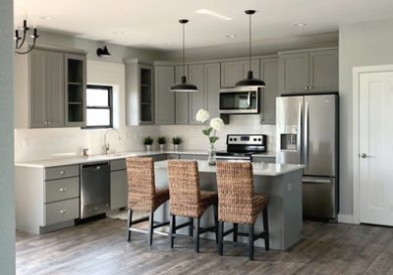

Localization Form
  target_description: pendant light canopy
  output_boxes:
[170,19,198,92]
[235,10,266,88]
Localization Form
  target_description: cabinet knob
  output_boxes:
[59,187,67,192]
[44,121,48,125]
[59,171,65,175]
[59,209,66,214]
[48,121,52,125]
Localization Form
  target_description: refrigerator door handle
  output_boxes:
[302,177,332,184]
[304,101,309,168]
[297,100,303,163]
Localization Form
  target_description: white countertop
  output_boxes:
[155,160,304,177]
[15,150,276,168]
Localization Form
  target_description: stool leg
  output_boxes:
[233,223,238,242]
[195,218,200,253]
[188,217,193,237]
[148,211,154,246]
[262,207,270,251]
[213,203,218,243]
[248,224,254,261]
[218,221,224,256]
[127,209,133,242]
[169,214,175,248]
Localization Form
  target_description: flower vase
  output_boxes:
[159,144,165,152]
[207,144,216,166]
[174,144,179,151]
[145,145,151,152]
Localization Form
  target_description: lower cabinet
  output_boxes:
[110,159,128,210]
[15,164,80,234]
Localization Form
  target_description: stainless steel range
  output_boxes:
[216,134,267,161]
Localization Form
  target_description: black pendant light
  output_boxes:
[96,45,111,57]
[170,19,198,92]
[235,10,265,88]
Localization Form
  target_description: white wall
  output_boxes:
[0,0,15,273]
[339,17,393,216]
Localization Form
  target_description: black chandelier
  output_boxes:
[14,20,39,55]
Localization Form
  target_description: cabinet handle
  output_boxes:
[59,187,67,192]
[309,86,313,90]
[59,209,66,214]
[59,171,65,175]
[304,87,308,90]
[44,121,48,125]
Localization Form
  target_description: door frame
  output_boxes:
[352,64,393,224]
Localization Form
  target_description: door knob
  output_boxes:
[361,153,368,158]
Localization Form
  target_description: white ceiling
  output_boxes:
[14,0,393,51]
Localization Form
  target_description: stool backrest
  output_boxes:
[216,161,254,221]
[167,160,201,217]
[126,157,155,210]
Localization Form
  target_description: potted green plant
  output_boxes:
[172,136,182,151]
[157,136,166,151]
[143,136,154,151]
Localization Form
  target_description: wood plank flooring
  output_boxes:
[16,217,393,275]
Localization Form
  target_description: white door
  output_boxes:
[359,71,393,226]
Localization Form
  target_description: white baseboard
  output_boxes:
[338,214,358,224]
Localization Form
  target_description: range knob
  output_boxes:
[234,138,237,141]
[258,138,262,141]
[229,138,233,141]
[253,138,257,141]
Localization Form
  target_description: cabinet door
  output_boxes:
[260,57,278,124]
[309,49,338,92]
[155,66,175,125]
[221,60,259,88]
[139,64,154,124]
[175,65,189,124]
[64,53,86,127]
[188,64,205,124]
[278,52,309,94]
[110,169,128,210]
[30,50,64,128]
[205,63,220,118]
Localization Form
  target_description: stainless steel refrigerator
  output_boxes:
[276,93,339,221]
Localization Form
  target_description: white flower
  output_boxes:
[210,117,224,131]
[196,109,210,123]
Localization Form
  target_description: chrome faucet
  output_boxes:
[103,128,121,155]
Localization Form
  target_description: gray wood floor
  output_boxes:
[16,217,393,275]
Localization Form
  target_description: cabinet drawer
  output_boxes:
[45,177,79,203]
[45,165,79,180]
[110,159,126,171]
[44,198,79,226]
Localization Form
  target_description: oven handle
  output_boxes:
[215,155,251,161]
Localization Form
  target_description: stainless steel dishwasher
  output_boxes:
[80,162,110,219]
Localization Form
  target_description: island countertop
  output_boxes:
[155,160,304,177]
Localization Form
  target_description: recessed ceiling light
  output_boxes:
[294,23,307,27]
[165,42,174,45]
[195,9,232,21]
[41,16,54,20]
[113,31,125,35]
[226,34,237,38]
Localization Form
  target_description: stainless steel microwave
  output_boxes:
[219,87,260,114]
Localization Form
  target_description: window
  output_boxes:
[85,85,113,128]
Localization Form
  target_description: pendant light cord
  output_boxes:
[249,12,252,72]
[183,22,186,77]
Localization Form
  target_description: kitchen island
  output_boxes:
[154,160,304,251]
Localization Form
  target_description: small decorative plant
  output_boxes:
[157,136,166,145]
[143,136,154,145]
[172,136,182,145]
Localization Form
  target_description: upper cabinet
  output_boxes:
[259,57,279,124]
[125,59,154,125]
[220,59,259,88]
[14,48,86,128]
[154,65,175,125]
[278,48,338,94]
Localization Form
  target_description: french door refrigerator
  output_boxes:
[276,93,339,221]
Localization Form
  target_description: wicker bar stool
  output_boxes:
[167,160,218,253]
[126,157,170,245]
[216,161,269,260]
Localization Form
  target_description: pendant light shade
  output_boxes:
[96,45,111,57]
[235,10,266,88]
[170,19,198,92]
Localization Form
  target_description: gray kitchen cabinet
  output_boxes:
[30,49,65,128]
[14,47,86,128]
[155,65,175,125]
[260,57,279,124]
[188,64,205,124]
[175,65,189,124]
[65,53,86,127]
[220,59,259,88]
[205,63,221,118]
[110,159,128,210]
[15,164,80,234]
[278,48,338,94]
[125,59,155,125]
